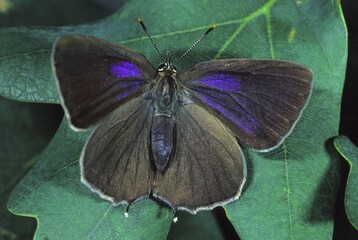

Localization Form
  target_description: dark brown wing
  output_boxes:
[178,59,312,151]
[52,35,157,129]
[153,104,246,213]
[81,97,155,204]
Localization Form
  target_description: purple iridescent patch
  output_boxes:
[193,73,241,91]
[109,61,144,101]
[110,61,143,78]
[194,90,259,135]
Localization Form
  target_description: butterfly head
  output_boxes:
[158,52,177,75]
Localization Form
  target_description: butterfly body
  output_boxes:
[149,69,179,172]
[52,34,312,213]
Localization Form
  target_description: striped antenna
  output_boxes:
[174,25,216,65]
[138,18,165,63]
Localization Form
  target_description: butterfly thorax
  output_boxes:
[153,72,178,114]
[150,67,178,173]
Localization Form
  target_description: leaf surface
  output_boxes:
[334,136,358,230]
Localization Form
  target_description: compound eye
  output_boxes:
[158,63,165,71]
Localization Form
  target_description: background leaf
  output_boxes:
[0,1,114,239]
[334,136,358,230]
[1,0,347,239]
[0,96,61,239]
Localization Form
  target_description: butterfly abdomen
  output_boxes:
[150,75,178,173]
[151,115,175,172]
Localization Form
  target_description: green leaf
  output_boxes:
[334,136,358,230]
[2,0,347,239]
[0,96,60,239]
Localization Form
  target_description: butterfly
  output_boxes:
[52,19,313,214]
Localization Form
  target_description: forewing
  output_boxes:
[52,35,157,129]
[154,104,246,213]
[81,97,155,203]
[178,59,313,151]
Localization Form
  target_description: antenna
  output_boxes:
[138,18,216,65]
[138,18,165,62]
[174,25,216,65]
